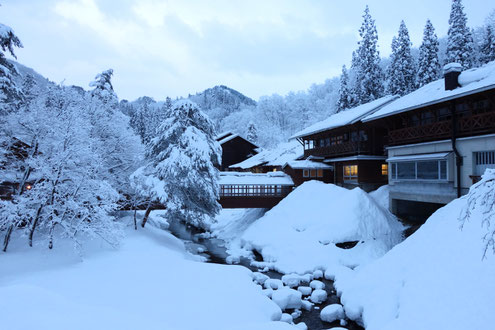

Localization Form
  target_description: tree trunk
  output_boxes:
[141,203,152,228]
[2,224,14,252]
[133,209,137,230]
[28,205,44,247]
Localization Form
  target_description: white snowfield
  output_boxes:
[335,170,495,330]
[239,181,404,274]
[0,224,296,330]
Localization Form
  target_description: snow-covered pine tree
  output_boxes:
[480,24,495,64]
[446,0,475,69]
[351,6,384,104]
[246,121,258,143]
[387,21,416,95]
[0,22,23,115]
[136,100,221,229]
[88,69,143,195]
[417,19,441,87]
[336,65,353,112]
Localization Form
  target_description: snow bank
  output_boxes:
[0,222,289,330]
[369,185,390,210]
[241,181,404,274]
[335,170,495,330]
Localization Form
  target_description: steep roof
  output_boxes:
[229,140,303,169]
[364,60,495,122]
[290,95,397,139]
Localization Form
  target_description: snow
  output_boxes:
[239,181,404,274]
[312,269,323,279]
[265,278,285,290]
[230,140,303,170]
[443,62,462,73]
[320,304,345,323]
[290,95,397,139]
[386,152,450,162]
[218,133,240,145]
[309,289,327,304]
[271,287,303,310]
[334,170,495,330]
[280,313,293,323]
[219,171,294,185]
[0,219,290,330]
[282,273,304,287]
[284,159,333,169]
[369,185,390,210]
[364,60,495,121]
[310,280,325,290]
[297,286,312,296]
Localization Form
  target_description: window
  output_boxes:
[390,160,448,181]
[303,168,324,178]
[310,169,317,177]
[343,165,358,182]
[381,164,388,176]
[303,169,310,177]
[474,151,495,176]
[317,169,324,178]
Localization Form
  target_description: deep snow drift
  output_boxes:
[335,170,495,330]
[229,181,403,274]
[0,219,294,330]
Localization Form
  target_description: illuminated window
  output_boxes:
[317,169,324,177]
[272,168,277,172]
[303,169,310,177]
[381,164,388,176]
[310,169,317,177]
[343,165,358,182]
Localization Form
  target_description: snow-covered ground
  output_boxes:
[213,181,403,274]
[0,218,294,330]
[334,170,495,330]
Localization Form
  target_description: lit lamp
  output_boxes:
[25,184,32,190]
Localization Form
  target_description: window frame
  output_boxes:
[343,164,358,183]
[389,159,448,182]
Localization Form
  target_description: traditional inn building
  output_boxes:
[216,132,259,171]
[363,61,495,221]
[291,95,398,192]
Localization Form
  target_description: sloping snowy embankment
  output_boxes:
[0,220,294,330]
[335,170,495,330]
[218,181,403,274]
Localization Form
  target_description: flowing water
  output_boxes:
[166,219,364,330]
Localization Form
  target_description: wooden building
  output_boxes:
[282,160,333,186]
[216,132,259,171]
[290,96,397,192]
[362,61,495,222]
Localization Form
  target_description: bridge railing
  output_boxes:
[219,184,294,198]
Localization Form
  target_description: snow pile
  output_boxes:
[0,222,294,330]
[240,181,404,274]
[320,304,345,323]
[335,169,495,330]
[369,185,390,210]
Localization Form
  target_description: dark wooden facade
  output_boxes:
[219,184,293,208]
[217,135,258,171]
[382,89,495,147]
[282,166,333,186]
[299,121,388,191]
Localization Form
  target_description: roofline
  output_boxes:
[323,155,387,162]
[291,95,398,139]
[363,83,495,122]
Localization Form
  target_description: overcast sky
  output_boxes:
[1,0,491,101]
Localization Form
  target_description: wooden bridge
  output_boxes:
[218,172,295,209]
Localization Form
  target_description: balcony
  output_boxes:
[304,141,371,158]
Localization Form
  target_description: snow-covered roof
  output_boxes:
[283,160,333,170]
[386,152,451,162]
[218,133,239,145]
[290,95,398,139]
[215,131,233,141]
[229,140,303,169]
[219,171,294,185]
[364,60,495,122]
[323,155,386,163]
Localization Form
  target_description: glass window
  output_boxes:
[310,169,317,177]
[391,163,397,179]
[381,164,388,176]
[303,169,310,178]
[440,160,447,180]
[397,162,415,179]
[317,169,324,177]
[343,165,358,182]
[417,161,438,180]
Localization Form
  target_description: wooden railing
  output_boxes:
[304,141,370,158]
[219,184,294,198]
[388,111,495,146]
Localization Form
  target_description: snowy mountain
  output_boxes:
[188,85,257,113]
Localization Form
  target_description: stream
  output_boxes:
[166,219,364,330]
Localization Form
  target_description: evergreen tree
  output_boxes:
[351,6,384,104]
[336,65,353,112]
[480,24,495,64]
[246,121,258,144]
[0,23,23,115]
[446,0,475,69]
[386,21,416,95]
[134,100,221,229]
[417,19,441,87]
